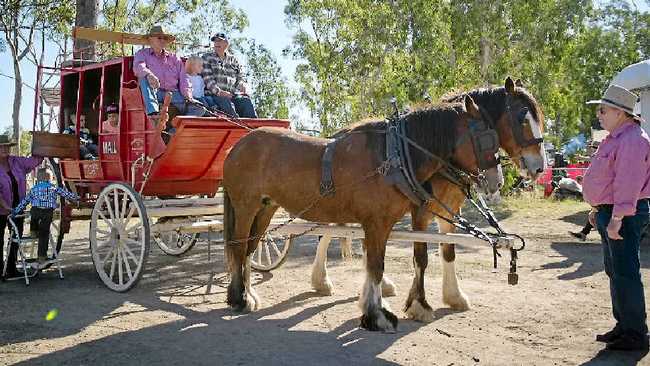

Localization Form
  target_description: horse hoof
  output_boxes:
[405,299,434,323]
[381,277,397,297]
[227,291,260,312]
[443,292,470,311]
[312,278,334,296]
[360,307,398,333]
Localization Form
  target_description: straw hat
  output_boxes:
[146,25,175,41]
[586,84,643,122]
[0,134,17,146]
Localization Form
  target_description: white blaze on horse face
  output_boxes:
[520,111,546,180]
[482,162,504,195]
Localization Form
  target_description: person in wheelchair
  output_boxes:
[11,168,78,267]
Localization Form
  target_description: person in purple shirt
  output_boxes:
[133,25,204,126]
[0,134,43,279]
[583,85,650,351]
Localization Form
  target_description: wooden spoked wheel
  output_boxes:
[250,232,293,272]
[90,183,150,292]
[153,219,199,256]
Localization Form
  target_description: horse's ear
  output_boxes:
[505,77,516,94]
[463,95,480,117]
[515,78,523,87]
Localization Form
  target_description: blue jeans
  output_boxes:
[139,78,205,117]
[596,199,649,337]
[205,95,257,118]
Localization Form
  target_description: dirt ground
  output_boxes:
[1,194,649,366]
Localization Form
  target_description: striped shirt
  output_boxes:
[12,181,78,215]
[200,52,245,95]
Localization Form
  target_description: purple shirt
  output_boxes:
[0,156,43,215]
[583,121,650,216]
[133,48,191,98]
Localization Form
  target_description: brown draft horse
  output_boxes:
[222,95,502,331]
[309,77,547,323]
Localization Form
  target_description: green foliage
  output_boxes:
[97,0,249,56]
[2,126,32,156]
[285,0,649,142]
[236,39,291,119]
[501,162,522,196]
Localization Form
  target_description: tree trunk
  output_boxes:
[12,59,22,153]
[73,0,99,61]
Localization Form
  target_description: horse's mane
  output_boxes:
[442,86,544,132]
[331,103,464,171]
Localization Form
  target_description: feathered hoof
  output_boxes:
[405,299,434,323]
[360,307,398,333]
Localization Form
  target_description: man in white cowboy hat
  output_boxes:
[133,25,204,122]
[583,84,650,351]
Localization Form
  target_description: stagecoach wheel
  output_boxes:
[90,183,150,292]
[153,221,199,256]
[250,233,293,272]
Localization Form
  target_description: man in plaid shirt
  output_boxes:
[201,32,257,118]
[12,168,78,265]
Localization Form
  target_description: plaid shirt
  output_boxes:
[200,52,246,95]
[12,181,78,215]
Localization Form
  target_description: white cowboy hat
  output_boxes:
[586,84,644,123]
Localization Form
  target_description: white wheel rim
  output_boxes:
[90,184,147,291]
[153,228,197,255]
[250,233,291,271]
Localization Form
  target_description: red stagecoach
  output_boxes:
[27,28,289,291]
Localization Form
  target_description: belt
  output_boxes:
[596,198,650,211]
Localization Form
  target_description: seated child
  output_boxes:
[186,56,210,107]
[64,113,98,159]
[101,104,120,133]
[11,168,79,266]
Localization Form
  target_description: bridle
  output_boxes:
[505,94,544,148]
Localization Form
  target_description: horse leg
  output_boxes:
[381,276,397,297]
[225,192,260,312]
[340,236,353,258]
[404,206,434,322]
[242,205,279,310]
[311,235,335,295]
[438,220,470,310]
[359,224,398,332]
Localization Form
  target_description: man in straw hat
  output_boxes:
[133,25,204,125]
[583,84,650,351]
[0,134,43,278]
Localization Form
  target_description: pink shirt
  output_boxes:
[583,121,650,216]
[133,48,191,98]
[0,156,43,215]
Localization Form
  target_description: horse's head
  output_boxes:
[452,95,504,195]
[495,77,547,180]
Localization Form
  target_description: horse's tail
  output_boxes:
[223,189,236,270]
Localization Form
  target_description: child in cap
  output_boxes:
[102,104,120,133]
[11,168,79,266]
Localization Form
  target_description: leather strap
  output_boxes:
[320,139,337,196]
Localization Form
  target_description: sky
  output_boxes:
[1,0,649,133]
